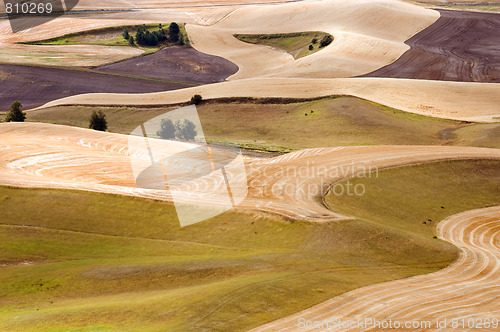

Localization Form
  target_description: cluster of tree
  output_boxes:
[122,23,184,47]
[135,25,167,46]
[308,35,333,51]
[89,111,107,131]
[4,101,26,122]
[157,119,197,141]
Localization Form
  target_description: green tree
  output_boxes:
[128,36,135,45]
[135,25,145,45]
[169,22,180,43]
[89,111,107,131]
[190,94,203,105]
[309,44,314,51]
[320,35,333,48]
[5,101,26,122]
[175,119,197,141]
[156,119,176,139]
[123,27,130,40]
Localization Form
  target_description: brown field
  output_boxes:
[364,9,500,82]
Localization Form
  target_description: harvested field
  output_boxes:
[96,46,238,84]
[255,162,500,331]
[37,77,500,123]
[364,9,500,82]
[1,122,500,222]
[0,64,195,111]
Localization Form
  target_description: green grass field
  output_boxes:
[325,159,500,240]
[27,97,499,152]
[0,159,498,330]
[25,23,190,52]
[234,32,332,59]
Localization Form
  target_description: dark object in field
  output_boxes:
[363,10,500,83]
[96,46,238,84]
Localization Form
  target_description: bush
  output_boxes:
[311,38,318,44]
[191,94,203,105]
[157,119,176,139]
[128,36,135,45]
[5,101,26,122]
[319,35,333,48]
[308,44,313,51]
[89,111,107,131]
[123,28,129,40]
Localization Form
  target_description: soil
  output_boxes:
[363,10,500,83]
[95,46,239,84]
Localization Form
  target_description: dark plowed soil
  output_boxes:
[0,64,194,111]
[96,46,239,84]
[363,9,500,83]
[0,47,238,111]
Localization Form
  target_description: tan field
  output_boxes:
[187,0,439,79]
[2,122,500,222]
[1,0,500,330]
[38,77,500,122]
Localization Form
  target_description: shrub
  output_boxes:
[5,101,26,122]
[191,94,203,105]
[308,44,313,51]
[312,38,318,44]
[89,111,107,131]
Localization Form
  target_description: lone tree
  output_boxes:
[89,110,107,131]
[5,101,26,122]
[190,94,203,105]
[175,119,197,141]
[168,22,180,42]
[157,119,176,139]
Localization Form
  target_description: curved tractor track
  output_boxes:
[364,9,500,83]
[253,206,500,331]
[1,122,500,223]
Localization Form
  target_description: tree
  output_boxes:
[135,25,145,45]
[123,27,130,40]
[175,119,197,141]
[319,35,333,48]
[308,44,314,51]
[89,111,107,131]
[128,36,135,45]
[156,119,176,139]
[311,38,318,44]
[5,101,26,122]
[169,22,180,43]
[190,94,203,105]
